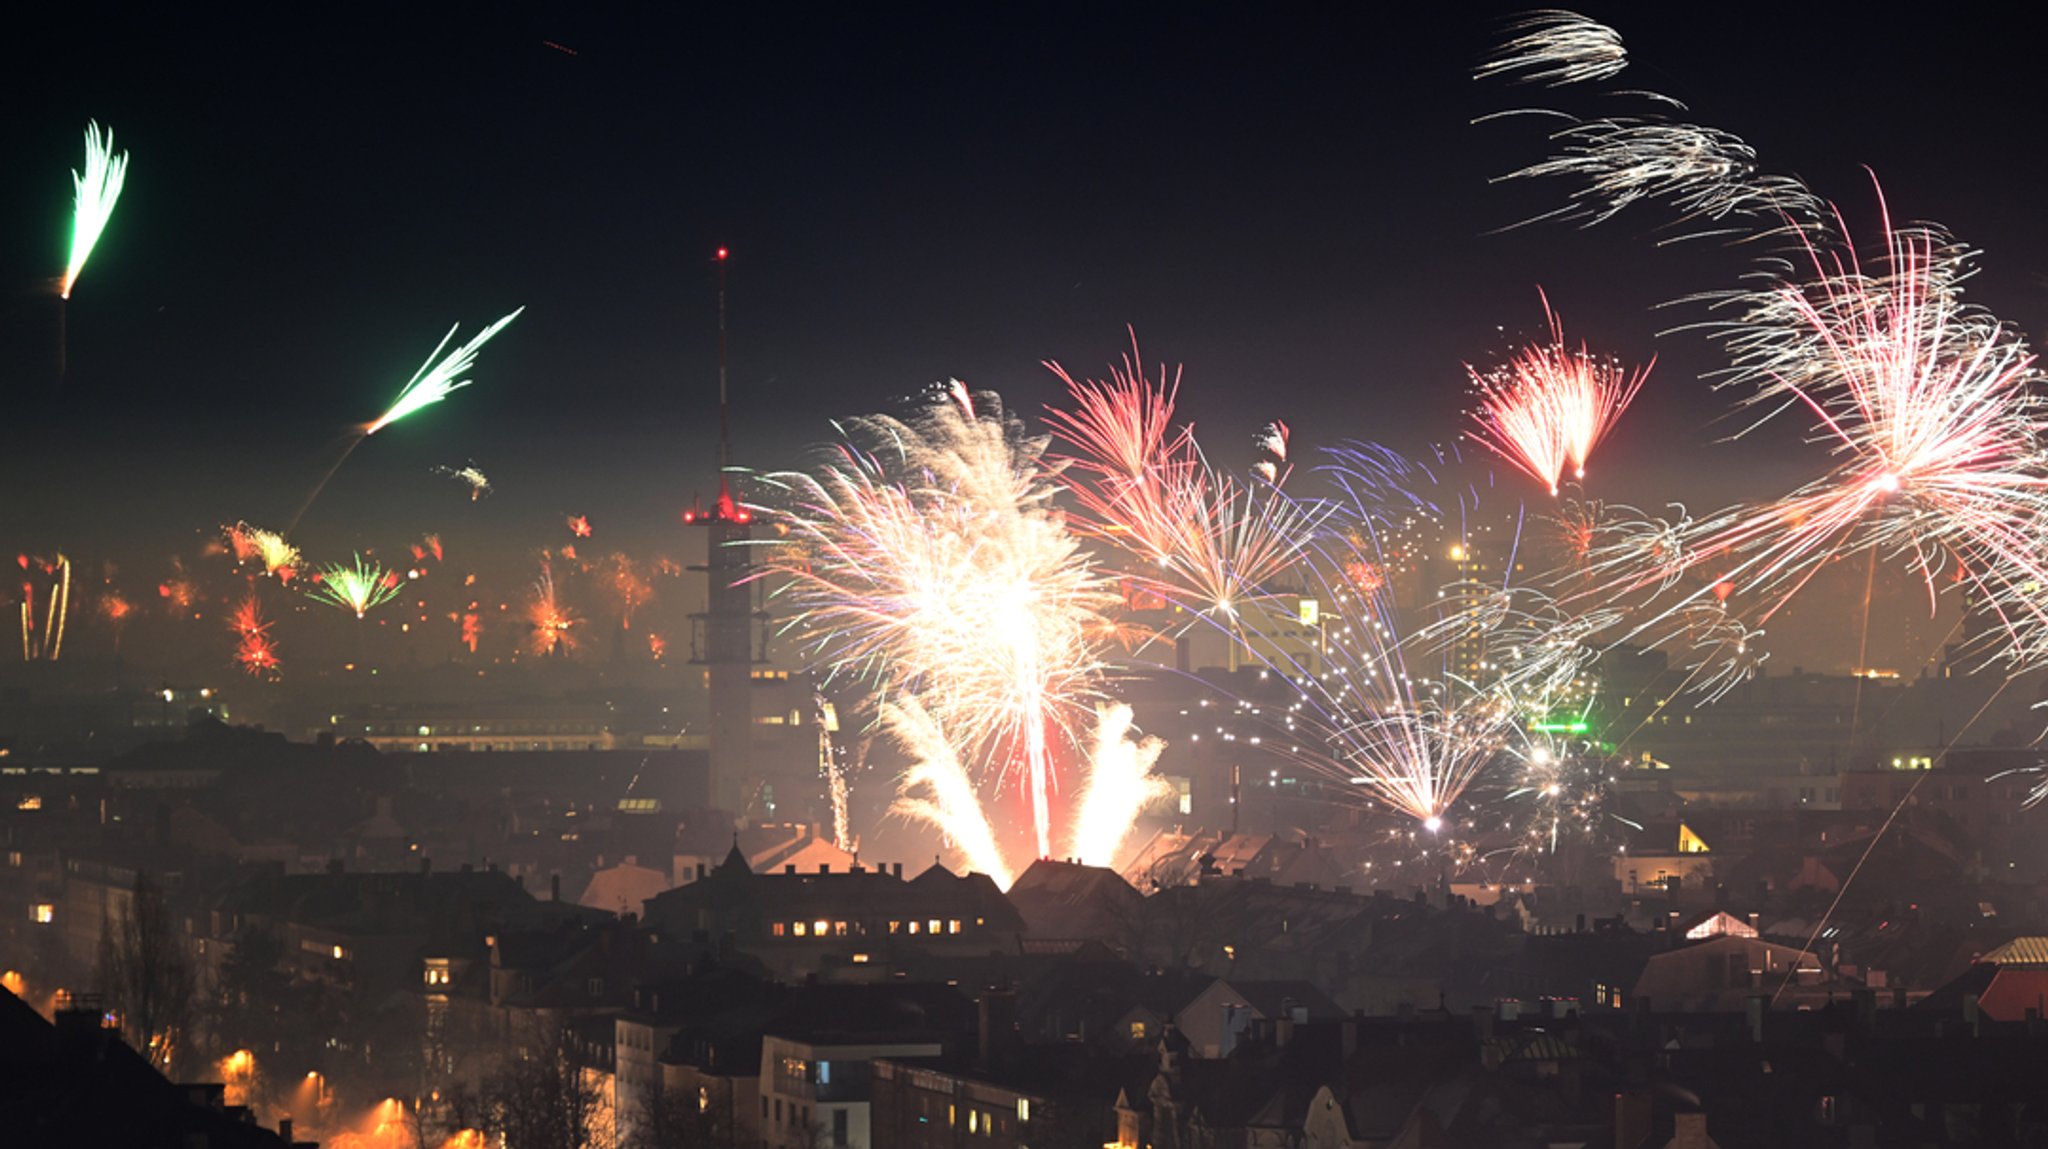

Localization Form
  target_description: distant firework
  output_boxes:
[61,122,129,299]
[228,596,281,677]
[1466,291,1649,495]
[436,463,492,500]
[567,514,591,538]
[224,522,300,580]
[525,565,579,657]
[305,555,402,619]
[365,308,525,434]
[17,554,71,662]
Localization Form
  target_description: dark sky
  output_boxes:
[4,3,2046,668]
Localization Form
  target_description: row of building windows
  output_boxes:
[769,918,966,939]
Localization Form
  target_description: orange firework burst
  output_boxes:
[228,596,281,677]
[567,514,591,538]
[524,567,579,657]
[602,553,653,628]
[646,632,666,660]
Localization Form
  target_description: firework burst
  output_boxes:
[1474,10,1629,87]
[525,564,580,657]
[1466,291,1650,495]
[1065,702,1170,869]
[306,555,402,619]
[61,122,130,299]
[882,697,1014,887]
[759,383,1117,863]
[225,522,300,580]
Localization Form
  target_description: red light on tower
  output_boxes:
[714,246,729,261]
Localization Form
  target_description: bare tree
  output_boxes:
[441,1021,615,1149]
[96,870,195,1075]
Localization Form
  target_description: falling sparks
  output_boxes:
[1474,10,1629,87]
[229,596,281,677]
[224,522,300,580]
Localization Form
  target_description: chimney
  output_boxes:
[1671,1112,1711,1149]
[1964,993,1981,1035]
[785,864,797,875]
[1746,994,1765,1043]
[893,862,903,878]
[696,863,707,880]
[819,863,830,874]
[279,1117,294,1144]
[421,856,432,876]
[1614,1092,1650,1149]
[550,873,561,902]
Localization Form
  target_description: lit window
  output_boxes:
[699,1086,710,1114]
[834,921,849,937]
[772,923,786,937]
[1130,1021,1148,1040]
[928,919,941,935]
[969,1110,980,1133]
[813,920,828,936]
[793,921,808,937]
[33,903,54,924]
[331,944,345,960]
[1017,1098,1030,1122]
[852,953,869,964]
[888,920,901,934]
[948,920,961,934]
[908,921,920,935]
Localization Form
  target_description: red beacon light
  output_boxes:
[714,246,729,261]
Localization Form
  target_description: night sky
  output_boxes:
[4,3,2046,671]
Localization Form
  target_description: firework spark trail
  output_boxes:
[1589,201,2048,676]
[305,554,402,619]
[757,384,1115,862]
[365,308,525,434]
[17,556,72,662]
[1045,341,1326,626]
[1473,10,1629,87]
[1466,292,1652,495]
[1066,702,1170,868]
[62,122,129,299]
[1476,14,1826,234]
[1218,452,1533,829]
[882,698,1014,887]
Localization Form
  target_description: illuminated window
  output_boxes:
[969,1110,980,1133]
[1017,1098,1030,1122]
[793,921,808,937]
[947,919,960,934]
[331,944,346,960]
[928,919,941,935]
[699,1086,710,1114]
[908,921,920,935]
[32,903,54,924]
[834,921,849,937]
[852,953,869,963]
[772,922,786,937]
[888,920,901,934]
[16,795,40,811]
[813,920,828,937]
[1129,1021,1148,1040]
